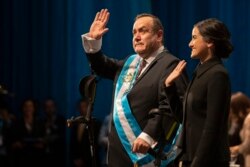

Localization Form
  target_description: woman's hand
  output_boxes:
[165,60,187,87]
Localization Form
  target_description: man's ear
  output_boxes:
[157,30,163,42]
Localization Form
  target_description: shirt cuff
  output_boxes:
[138,132,156,147]
[81,33,102,53]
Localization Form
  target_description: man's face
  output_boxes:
[132,17,162,59]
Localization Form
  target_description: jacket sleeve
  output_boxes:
[86,51,124,80]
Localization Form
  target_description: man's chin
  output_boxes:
[191,54,198,59]
[135,49,145,54]
[134,46,145,51]
[136,52,146,57]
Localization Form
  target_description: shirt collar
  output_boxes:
[144,45,164,64]
[195,57,222,78]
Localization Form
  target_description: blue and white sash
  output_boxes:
[113,54,180,166]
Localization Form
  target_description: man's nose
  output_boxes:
[188,41,193,48]
[134,34,141,41]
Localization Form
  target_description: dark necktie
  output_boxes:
[136,59,147,80]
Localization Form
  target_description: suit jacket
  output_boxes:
[86,49,188,167]
[167,58,231,167]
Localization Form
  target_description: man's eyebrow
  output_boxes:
[133,26,148,32]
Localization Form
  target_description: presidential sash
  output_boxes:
[113,54,180,166]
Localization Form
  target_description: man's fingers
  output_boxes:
[131,143,136,153]
[101,9,109,22]
[99,9,108,22]
[98,9,104,21]
[94,9,110,26]
[94,12,100,21]
[131,141,149,154]
[101,28,109,35]
[132,142,140,153]
[94,9,108,21]
[103,12,110,26]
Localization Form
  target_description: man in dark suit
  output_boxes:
[81,9,188,167]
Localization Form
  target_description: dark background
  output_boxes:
[1,0,249,140]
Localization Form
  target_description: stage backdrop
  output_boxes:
[1,0,250,126]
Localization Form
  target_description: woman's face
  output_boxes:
[189,27,213,63]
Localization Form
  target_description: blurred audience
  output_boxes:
[9,98,46,167]
[42,98,66,167]
[229,92,250,166]
[98,113,111,167]
[239,109,250,167]
[0,94,110,167]
[70,97,101,167]
[0,107,15,167]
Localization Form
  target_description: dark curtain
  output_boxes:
[1,1,250,162]
[152,0,250,94]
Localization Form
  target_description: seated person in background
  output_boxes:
[42,98,66,167]
[9,98,46,167]
[229,92,250,167]
[0,107,16,167]
[229,92,250,166]
[98,113,111,167]
[70,98,101,167]
[239,110,250,167]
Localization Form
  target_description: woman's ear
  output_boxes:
[207,41,214,48]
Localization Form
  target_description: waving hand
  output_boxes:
[165,60,187,87]
[89,9,110,40]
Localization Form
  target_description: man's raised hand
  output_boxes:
[89,9,110,40]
